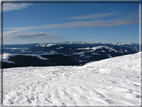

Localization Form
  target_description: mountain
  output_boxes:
[2,43,39,54]
[2,42,140,68]
[25,43,136,61]
[3,43,39,49]
[2,42,140,53]
[1,44,137,68]
[2,52,141,106]
[2,53,79,68]
[25,43,136,55]
[113,42,140,52]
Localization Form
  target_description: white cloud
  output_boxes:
[43,19,138,28]
[3,18,138,39]
[64,13,116,20]
[3,10,138,39]
[3,31,60,39]
[3,3,33,12]
[4,18,139,31]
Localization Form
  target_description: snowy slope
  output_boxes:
[3,52,141,106]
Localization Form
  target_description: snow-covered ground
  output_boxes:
[2,52,141,106]
[0,53,57,63]
[77,46,118,52]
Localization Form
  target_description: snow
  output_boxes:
[1,53,15,63]
[77,47,90,50]
[50,50,58,54]
[101,50,106,52]
[24,54,48,60]
[46,44,55,47]
[56,47,64,49]
[108,54,112,58]
[74,46,117,55]
[77,46,118,53]
[91,46,117,52]
[0,52,58,63]
[2,52,141,106]
[4,48,21,50]
[36,44,56,47]
[73,51,84,55]
[91,52,99,55]
[41,45,46,47]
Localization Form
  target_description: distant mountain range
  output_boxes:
[2,42,141,53]
[2,42,141,68]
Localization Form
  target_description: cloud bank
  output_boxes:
[4,31,60,39]
[5,18,139,31]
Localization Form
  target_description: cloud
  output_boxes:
[64,12,116,20]
[4,18,139,31]
[42,20,138,28]
[3,11,138,40]
[3,3,33,12]
[3,31,60,39]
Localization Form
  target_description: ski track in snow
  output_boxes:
[2,52,142,106]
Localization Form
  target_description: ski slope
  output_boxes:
[3,52,141,106]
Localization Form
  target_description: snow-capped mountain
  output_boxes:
[2,42,140,68]
[2,42,140,53]
[2,52,141,106]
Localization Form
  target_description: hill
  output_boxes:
[1,45,137,68]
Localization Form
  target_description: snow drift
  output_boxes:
[2,52,141,106]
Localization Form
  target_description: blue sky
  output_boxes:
[3,2,139,44]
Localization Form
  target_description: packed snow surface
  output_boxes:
[3,52,141,106]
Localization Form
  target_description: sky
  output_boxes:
[3,2,139,44]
